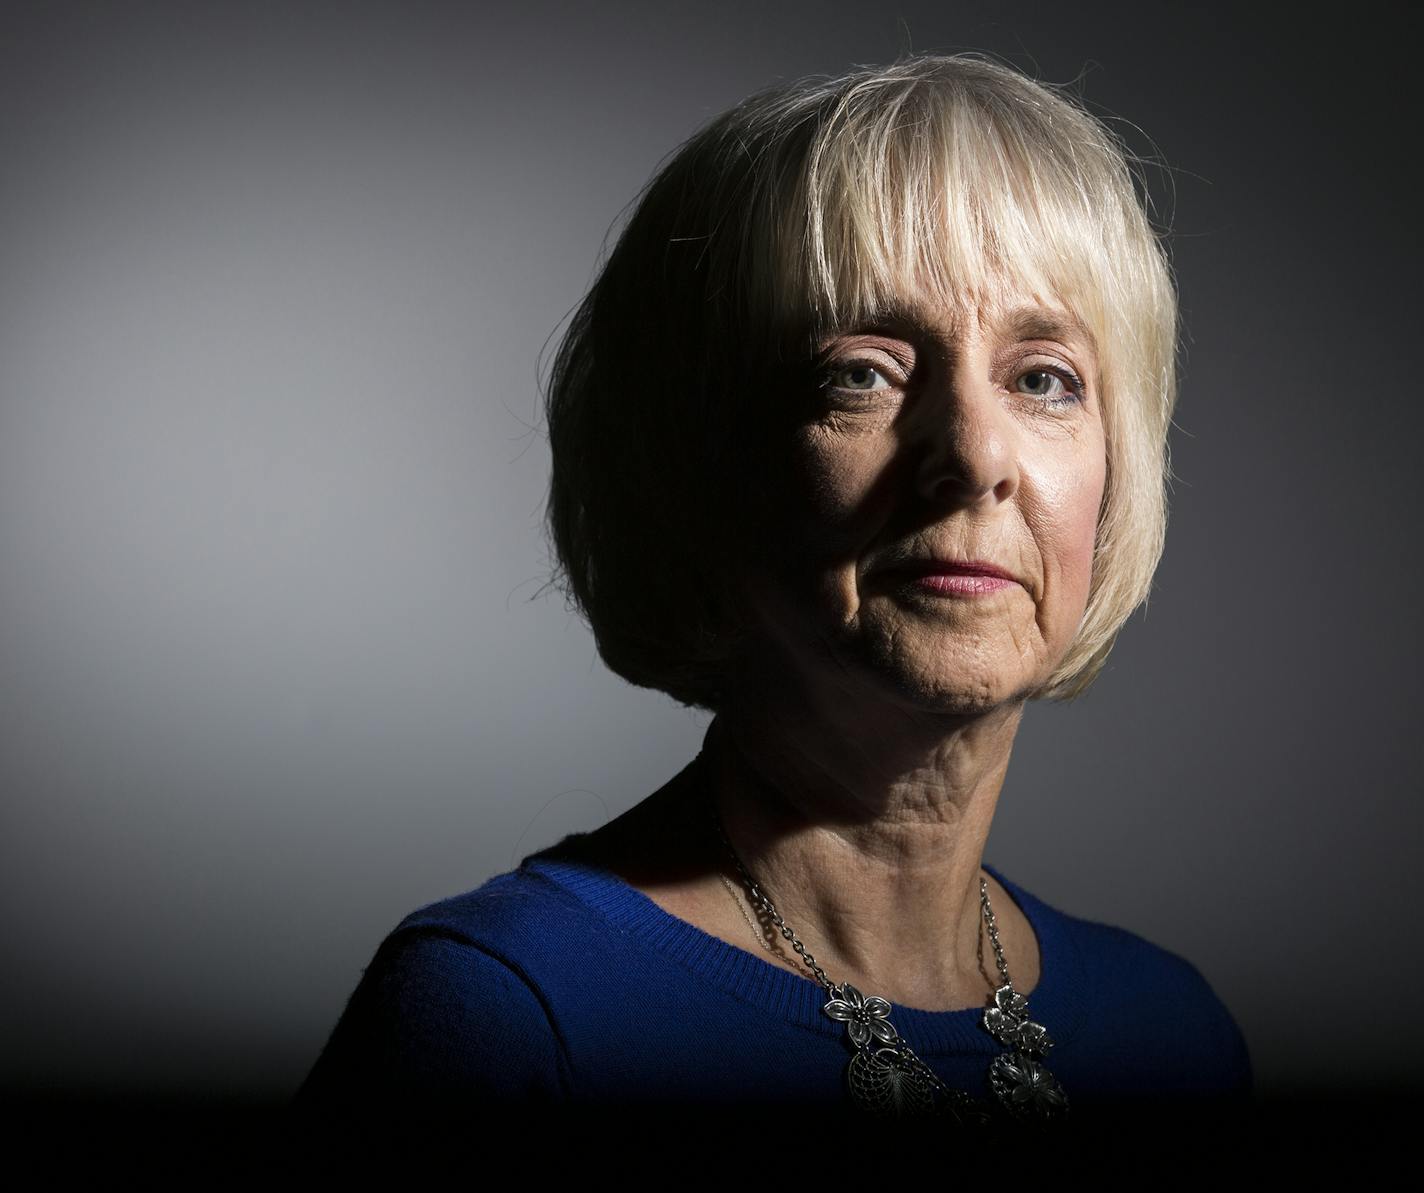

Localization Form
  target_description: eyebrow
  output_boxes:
[998,305,1099,358]
[823,300,1099,359]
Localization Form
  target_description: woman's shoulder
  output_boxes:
[1057,899,1239,1021]
[389,846,593,944]
[996,867,1234,995]
[992,867,1252,1098]
[294,840,615,1110]
[388,833,643,957]
[350,841,632,1017]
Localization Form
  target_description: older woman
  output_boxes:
[295,52,1250,1130]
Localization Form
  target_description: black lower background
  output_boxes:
[1,1085,1416,1177]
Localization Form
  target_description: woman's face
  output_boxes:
[730,287,1107,718]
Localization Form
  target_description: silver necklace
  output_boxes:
[704,767,1070,1124]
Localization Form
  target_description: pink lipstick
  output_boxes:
[909,573,1017,595]
[886,558,1021,597]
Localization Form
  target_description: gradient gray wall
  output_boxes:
[1,0,1417,1103]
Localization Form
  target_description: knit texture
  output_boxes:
[295,835,1252,1120]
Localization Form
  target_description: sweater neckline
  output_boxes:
[521,843,1087,1056]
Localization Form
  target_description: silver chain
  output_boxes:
[981,871,1011,989]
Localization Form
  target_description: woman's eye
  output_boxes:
[824,362,893,393]
[1015,366,1086,406]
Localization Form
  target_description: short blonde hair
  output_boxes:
[542,51,1180,711]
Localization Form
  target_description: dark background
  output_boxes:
[1,0,1418,1117]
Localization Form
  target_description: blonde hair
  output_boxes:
[542,51,1180,710]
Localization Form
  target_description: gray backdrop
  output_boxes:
[1,0,1417,1104]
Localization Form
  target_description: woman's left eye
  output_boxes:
[1015,365,1086,407]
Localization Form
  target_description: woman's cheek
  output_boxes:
[1061,451,1107,601]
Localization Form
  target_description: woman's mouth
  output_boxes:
[880,557,1022,596]
[902,572,1018,596]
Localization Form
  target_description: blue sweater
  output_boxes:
[295,835,1252,1125]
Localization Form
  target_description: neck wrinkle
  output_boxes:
[696,713,1013,1012]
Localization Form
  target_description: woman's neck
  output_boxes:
[698,707,1029,1010]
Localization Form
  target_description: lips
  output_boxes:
[891,558,1019,583]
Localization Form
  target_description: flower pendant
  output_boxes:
[823,982,991,1125]
[823,980,1069,1123]
[981,984,1070,1120]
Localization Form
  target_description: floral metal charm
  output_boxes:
[826,983,943,1118]
[981,984,1069,1120]
[825,983,994,1124]
[824,979,1069,1122]
[824,983,897,1049]
[987,1052,1070,1118]
[983,985,1056,1054]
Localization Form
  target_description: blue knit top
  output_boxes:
[295,837,1252,1119]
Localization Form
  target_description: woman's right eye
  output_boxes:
[822,361,894,394]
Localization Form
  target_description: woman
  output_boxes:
[294,51,1251,1132]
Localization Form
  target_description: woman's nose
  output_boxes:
[911,368,1020,509]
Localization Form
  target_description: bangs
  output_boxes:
[748,78,1124,372]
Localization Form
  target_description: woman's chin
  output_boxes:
[855,659,1041,718]
[842,624,1043,705]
